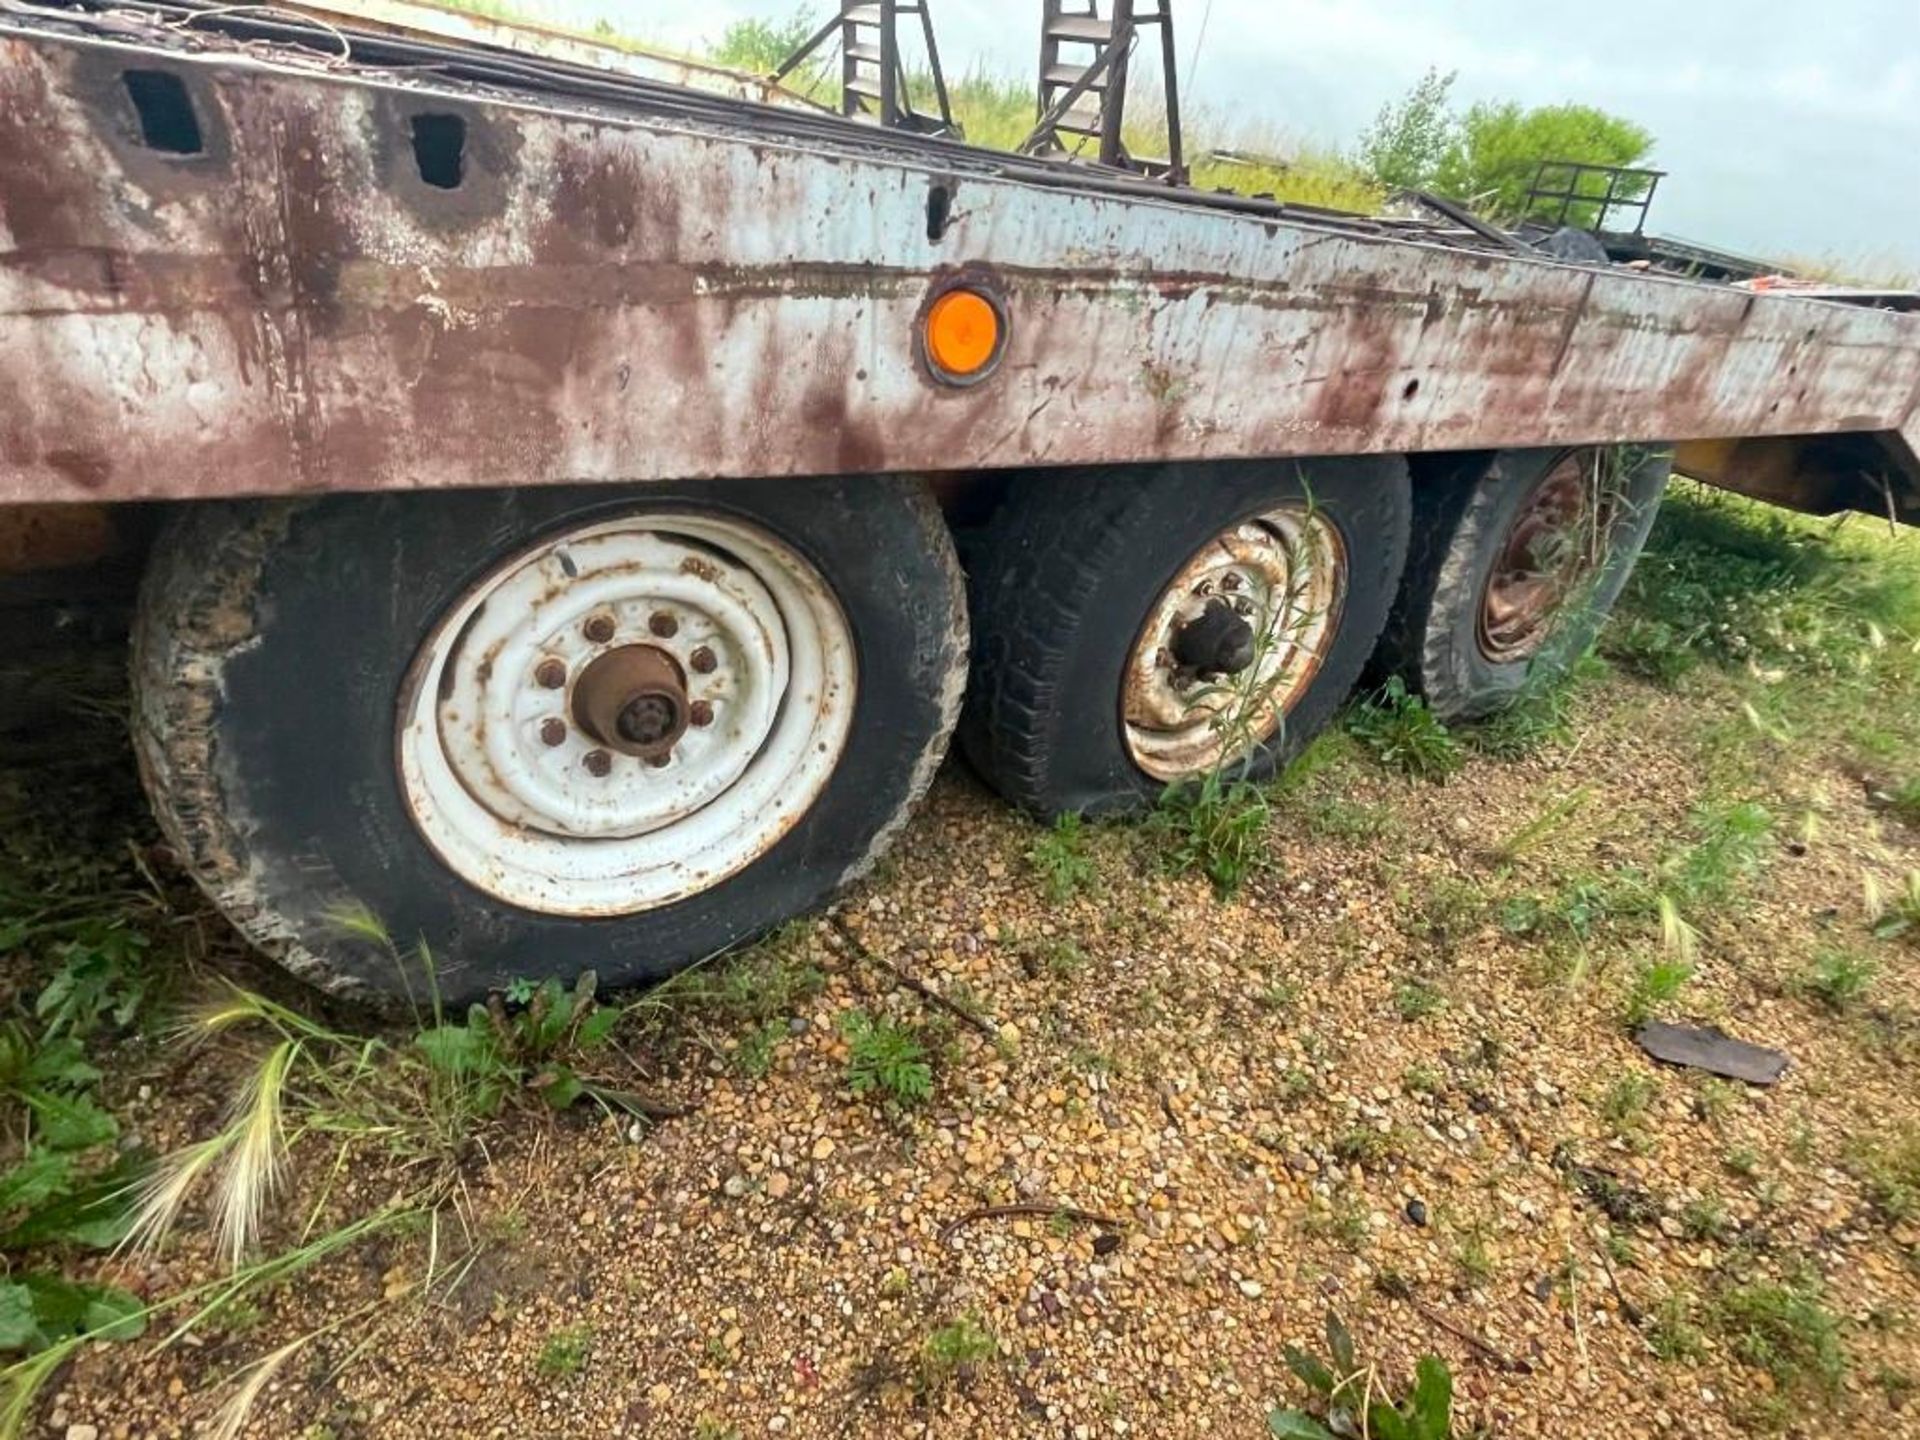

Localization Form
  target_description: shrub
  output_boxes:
[1433,101,1655,224]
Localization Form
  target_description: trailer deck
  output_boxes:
[4,0,1918,520]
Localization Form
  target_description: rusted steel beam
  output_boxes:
[2,17,1918,509]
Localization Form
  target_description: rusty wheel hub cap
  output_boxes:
[1122,505,1347,782]
[1478,449,1604,664]
[396,515,855,916]
[571,644,690,761]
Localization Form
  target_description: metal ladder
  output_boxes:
[1024,0,1183,178]
[771,0,956,136]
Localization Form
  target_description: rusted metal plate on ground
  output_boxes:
[2,9,1919,507]
[1634,1021,1791,1085]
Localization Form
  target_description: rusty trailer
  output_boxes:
[3,0,1917,1000]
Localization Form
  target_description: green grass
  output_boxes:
[1886,776,1920,829]
[1599,1071,1658,1131]
[1623,955,1695,1026]
[631,927,826,1051]
[1462,666,1588,759]
[1490,786,1593,864]
[729,1017,787,1078]
[1678,1193,1733,1243]
[1712,1276,1846,1399]
[1392,977,1445,1022]
[838,1009,932,1105]
[1648,1291,1706,1362]
[919,1313,997,1390]
[1499,796,1774,991]
[1500,871,1656,948]
[1798,947,1878,1011]
[1347,678,1464,781]
[1026,813,1096,902]
[1304,1196,1370,1251]
[1146,771,1272,899]
[1401,1062,1444,1095]
[1188,150,1386,213]
[1330,1126,1395,1169]
[1452,1226,1494,1287]
[1612,485,1920,685]
[1871,872,1920,942]
[1847,1127,1920,1222]
[712,15,1388,213]
[1298,795,1397,842]
[535,1324,592,1379]
[1276,1067,1318,1106]
[1663,800,1773,909]
[1608,484,1920,793]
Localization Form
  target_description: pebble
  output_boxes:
[65,1427,98,1440]
[1405,1198,1429,1227]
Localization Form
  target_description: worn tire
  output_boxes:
[960,458,1412,817]
[1374,446,1671,721]
[132,478,966,1003]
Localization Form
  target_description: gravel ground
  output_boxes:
[44,666,1920,1440]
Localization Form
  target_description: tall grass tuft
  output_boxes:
[213,1040,297,1267]
[212,1334,312,1440]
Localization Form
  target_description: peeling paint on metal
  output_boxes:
[3,19,1919,508]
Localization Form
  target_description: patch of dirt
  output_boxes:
[39,670,1920,1440]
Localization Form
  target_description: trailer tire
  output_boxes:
[1374,446,1671,721]
[961,458,1411,817]
[132,479,966,1004]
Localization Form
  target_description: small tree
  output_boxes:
[1356,68,1458,192]
[1432,101,1655,225]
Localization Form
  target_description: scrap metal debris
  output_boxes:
[1633,1020,1791,1085]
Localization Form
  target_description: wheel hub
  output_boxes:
[571,644,689,760]
[1478,449,1603,663]
[1171,599,1258,676]
[1121,505,1347,782]
[396,514,856,916]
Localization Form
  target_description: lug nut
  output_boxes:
[645,753,671,768]
[690,645,717,674]
[583,748,612,777]
[583,615,616,644]
[539,717,567,747]
[1221,572,1242,592]
[648,610,678,638]
[689,699,714,727]
[535,658,567,690]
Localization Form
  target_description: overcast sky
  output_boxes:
[531,1,1920,273]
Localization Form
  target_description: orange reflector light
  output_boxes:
[923,288,1003,381]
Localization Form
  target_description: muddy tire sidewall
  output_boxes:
[961,458,1412,817]
[132,479,965,1003]
[1400,447,1670,721]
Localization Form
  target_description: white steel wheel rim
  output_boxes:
[397,512,856,916]
[1122,506,1346,782]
